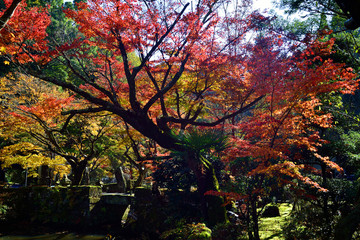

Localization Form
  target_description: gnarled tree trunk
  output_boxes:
[69,160,87,186]
[186,151,228,227]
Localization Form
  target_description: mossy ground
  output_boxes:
[259,203,292,240]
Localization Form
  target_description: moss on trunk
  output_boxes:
[187,152,228,226]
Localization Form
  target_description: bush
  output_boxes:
[0,186,102,226]
[282,177,358,239]
[160,222,212,240]
[212,222,248,240]
[282,200,340,240]
[153,157,197,192]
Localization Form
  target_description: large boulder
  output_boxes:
[262,205,280,217]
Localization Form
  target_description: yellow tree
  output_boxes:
[0,73,119,185]
[0,72,70,183]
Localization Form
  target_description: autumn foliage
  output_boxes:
[224,32,358,191]
[0,0,359,229]
[0,73,72,178]
[0,0,50,64]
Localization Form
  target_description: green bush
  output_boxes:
[160,222,212,240]
[282,200,340,240]
[0,204,8,220]
[212,222,248,240]
[282,177,358,240]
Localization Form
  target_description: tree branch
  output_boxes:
[162,94,265,127]
[143,54,190,112]
[0,0,22,30]
[61,106,108,116]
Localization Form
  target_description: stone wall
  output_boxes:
[0,186,133,228]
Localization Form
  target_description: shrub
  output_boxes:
[160,222,212,240]
[212,222,248,240]
[282,200,340,240]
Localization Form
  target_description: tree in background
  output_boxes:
[0,0,50,63]
[0,72,124,185]
[271,0,360,238]
[0,73,71,184]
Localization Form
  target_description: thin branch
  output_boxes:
[131,3,190,77]
[163,94,265,127]
[143,53,190,112]
[60,51,118,104]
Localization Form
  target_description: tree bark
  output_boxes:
[250,197,260,240]
[186,151,228,227]
[115,166,127,193]
[70,160,87,186]
[320,163,332,238]
[0,0,22,31]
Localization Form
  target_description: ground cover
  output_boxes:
[259,203,293,240]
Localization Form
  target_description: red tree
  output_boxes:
[0,0,22,30]
[227,33,357,190]
[0,0,50,63]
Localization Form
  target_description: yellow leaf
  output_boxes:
[4,61,10,65]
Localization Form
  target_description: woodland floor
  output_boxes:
[259,203,293,240]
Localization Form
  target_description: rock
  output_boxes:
[262,205,280,217]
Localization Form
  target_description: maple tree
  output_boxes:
[0,142,69,181]
[4,0,359,225]
[12,0,261,224]
[228,32,357,189]
[0,0,22,31]
[0,0,50,65]
[207,30,359,238]
[271,2,360,238]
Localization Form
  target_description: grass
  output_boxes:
[258,203,292,240]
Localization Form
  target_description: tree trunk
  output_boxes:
[250,198,260,240]
[70,161,87,186]
[38,165,50,186]
[0,0,22,30]
[115,166,127,193]
[0,163,6,183]
[242,201,254,240]
[321,163,331,238]
[186,152,228,227]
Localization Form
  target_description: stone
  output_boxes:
[262,205,280,217]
